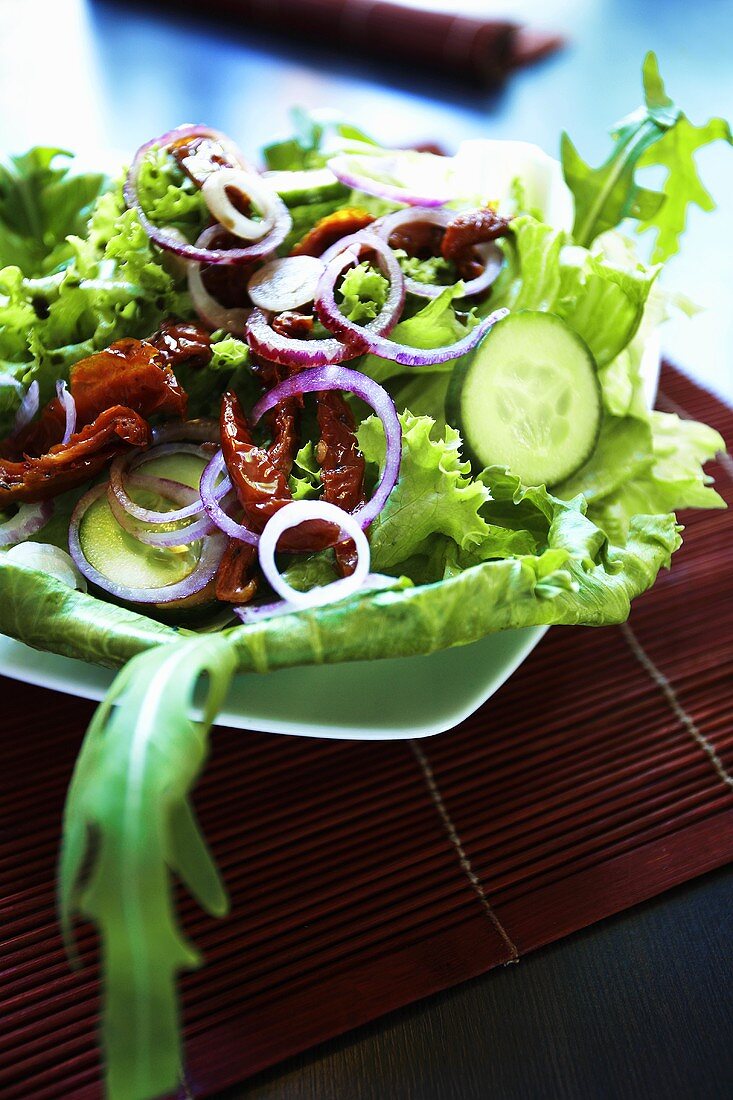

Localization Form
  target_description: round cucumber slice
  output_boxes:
[78,453,206,591]
[264,168,347,207]
[447,310,601,487]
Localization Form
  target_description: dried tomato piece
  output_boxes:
[0,405,150,506]
[316,391,366,578]
[271,311,314,340]
[149,319,212,371]
[291,207,375,258]
[11,328,196,459]
[220,390,292,533]
[440,207,511,262]
[215,539,259,604]
[387,221,444,260]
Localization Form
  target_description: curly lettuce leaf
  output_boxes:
[339,260,389,323]
[0,147,104,276]
[562,52,731,255]
[587,412,725,542]
[357,411,492,571]
[360,283,476,384]
[490,216,657,368]
[135,146,207,239]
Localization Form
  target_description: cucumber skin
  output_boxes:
[264,169,348,208]
[446,310,602,487]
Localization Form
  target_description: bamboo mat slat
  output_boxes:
[1,363,732,1099]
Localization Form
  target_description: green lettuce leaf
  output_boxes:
[562,52,731,254]
[588,412,725,542]
[490,216,657,368]
[360,283,476,384]
[135,146,207,239]
[357,411,491,571]
[0,147,104,276]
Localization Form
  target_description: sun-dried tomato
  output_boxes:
[271,311,314,340]
[316,390,366,577]
[387,221,444,260]
[9,325,198,459]
[440,208,511,262]
[149,319,212,371]
[215,539,259,604]
[291,207,375,258]
[0,405,150,506]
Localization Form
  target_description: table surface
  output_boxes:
[1,2,732,1097]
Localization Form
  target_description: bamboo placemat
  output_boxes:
[2,363,732,1098]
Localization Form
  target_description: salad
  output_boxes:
[1,54,730,1099]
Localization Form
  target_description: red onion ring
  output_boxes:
[245,307,356,369]
[251,365,401,532]
[11,380,39,438]
[199,451,258,545]
[317,241,510,365]
[256,500,370,609]
[109,442,226,526]
[328,154,450,208]
[247,255,325,313]
[373,207,504,300]
[201,167,280,241]
[124,125,292,266]
[107,472,218,548]
[235,573,397,623]
[0,500,53,547]
[55,380,77,444]
[151,419,219,446]
[187,229,251,335]
[69,483,227,603]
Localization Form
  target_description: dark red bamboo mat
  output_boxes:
[2,362,733,1099]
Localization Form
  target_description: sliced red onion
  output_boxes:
[0,500,53,546]
[69,483,227,604]
[201,167,280,241]
[235,573,397,623]
[257,500,370,610]
[251,364,401,532]
[247,256,325,313]
[124,126,291,265]
[328,154,449,207]
[373,207,503,300]
[246,231,405,368]
[315,229,406,340]
[318,240,511,366]
[109,442,225,526]
[11,380,39,438]
[187,233,251,335]
[151,418,219,446]
[55,380,77,444]
[199,450,258,546]
[107,473,217,548]
[245,307,356,369]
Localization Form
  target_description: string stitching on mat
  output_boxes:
[620,622,733,792]
[410,740,519,962]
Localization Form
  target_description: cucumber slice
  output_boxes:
[447,310,601,487]
[264,168,347,207]
[78,453,206,591]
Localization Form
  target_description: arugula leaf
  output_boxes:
[60,634,236,1100]
[0,147,104,276]
[562,53,730,254]
[635,114,732,262]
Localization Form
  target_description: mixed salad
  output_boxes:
[1,54,730,1098]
